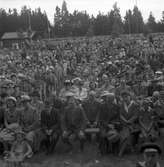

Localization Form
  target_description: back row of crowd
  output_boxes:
[0,34,164,160]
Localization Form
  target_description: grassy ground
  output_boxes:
[1,140,164,167]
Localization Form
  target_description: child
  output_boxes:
[136,142,161,167]
[4,129,33,163]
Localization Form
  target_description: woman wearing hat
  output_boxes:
[4,97,20,128]
[19,95,39,152]
[1,97,20,152]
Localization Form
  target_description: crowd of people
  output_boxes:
[0,33,164,166]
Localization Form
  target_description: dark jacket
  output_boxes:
[62,104,85,131]
[119,101,139,124]
[41,107,61,132]
[82,99,101,123]
[99,102,120,125]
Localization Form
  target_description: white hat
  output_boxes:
[21,95,31,101]
[65,92,75,97]
[72,77,82,83]
[107,61,112,65]
[155,71,163,75]
[6,96,17,103]
[101,91,111,97]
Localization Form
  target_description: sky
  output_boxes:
[0,0,164,24]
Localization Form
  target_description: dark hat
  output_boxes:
[0,84,8,88]
[31,91,40,97]
[10,73,17,78]
[151,79,160,83]
[15,129,26,137]
[140,142,162,154]
[44,99,52,105]
[13,84,20,88]
[121,90,131,97]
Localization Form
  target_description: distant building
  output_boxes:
[1,31,36,48]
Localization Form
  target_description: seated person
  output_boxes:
[41,100,61,154]
[2,97,20,151]
[4,97,20,128]
[62,94,86,152]
[4,129,33,162]
[99,92,120,154]
[19,95,39,152]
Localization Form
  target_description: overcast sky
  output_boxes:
[0,0,164,24]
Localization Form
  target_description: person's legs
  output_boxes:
[3,141,10,153]
[48,132,60,154]
[26,131,35,152]
[0,142,4,154]
[62,130,73,150]
[35,129,46,152]
[98,128,108,155]
[77,131,86,152]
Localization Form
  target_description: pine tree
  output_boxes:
[132,6,144,33]
[124,10,133,34]
[111,2,123,37]
[147,12,157,33]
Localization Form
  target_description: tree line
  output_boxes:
[0,1,164,38]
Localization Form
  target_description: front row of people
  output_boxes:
[0,90,164,163]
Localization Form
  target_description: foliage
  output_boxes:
[1,1,164,38]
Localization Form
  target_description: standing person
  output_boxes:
[54,60,64,93]
[136,143,162,167]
